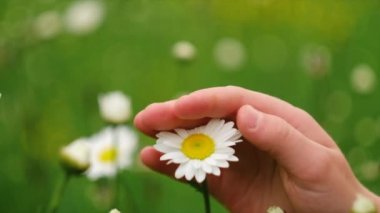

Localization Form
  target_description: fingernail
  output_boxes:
[245,105,259,130]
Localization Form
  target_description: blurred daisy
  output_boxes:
[351,194,376,213]
[60,138,90,174]
[155,119,242,183]
[98,91,132,124]
[86,126,138,180]
[64,0,105,35]
[33,11,62,40]
[214,38,246,71]
[351,64,377,94]
[172,41,196,61]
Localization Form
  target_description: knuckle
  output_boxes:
[299,150,334,182]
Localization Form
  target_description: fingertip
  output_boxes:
[133,111,144,131]
[140,146,160,167]
[237,105,261,133]
[140,146,178,175]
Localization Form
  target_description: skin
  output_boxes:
[134,86,380,213]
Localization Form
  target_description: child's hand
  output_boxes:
[134,86,379,212]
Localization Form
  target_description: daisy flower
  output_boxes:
[154,119,242,183]
[98,91,132,124]
[172,41,196,61]
[60,138,90,174]
[86,126,138,180]
[351,194,376,213]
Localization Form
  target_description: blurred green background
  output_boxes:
[1,0,380,212]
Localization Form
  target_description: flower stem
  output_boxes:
[202,179,211,213]
[48,172,70,213]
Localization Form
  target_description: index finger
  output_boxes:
[135,86,335,148]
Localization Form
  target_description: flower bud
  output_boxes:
[267,206,284,213]
[351,194,377,213]
[60,138,90,174]
[109,209,121,213]
[172,41,196,61]
[98,91,132,124]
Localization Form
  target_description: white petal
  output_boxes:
[210,153,230,160]
[154,143,177,153]
[195,169,206,183]
[185,166,195,181]
[216,141,237,148]
[157,132,183,145]
[215,130,237,143]
[229,131,242,142]
[228,155,239,162]
[174,128,189,138]
[175,162,188,179]
[205,157,218,166]
[216,147,235,155]
[171,155,189,164]
[204,119,225,137]
[202,162,213,173]
[215,160,229,168]
[162,140,182,149]
[191,159,202,169]
[160,152,185,161]
[211,166,221,176]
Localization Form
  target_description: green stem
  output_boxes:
[121,174,139,213]
[111,124,120,209]
[202,179,211,213]
[48,172,70,213]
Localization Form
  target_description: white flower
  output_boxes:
[60,138,90,174]
[33,11,62,40]
[267,206,284,213]
[86,126,138,180]
[109,209,121,213]
[172,41,196,61]
[214,38,246,71]
[351,194,377,213]
[351,64,377,94]
[64,0,105,35]
[154,119,242,183]
[98,91,132,124]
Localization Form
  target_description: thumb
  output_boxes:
[236,105,331,180]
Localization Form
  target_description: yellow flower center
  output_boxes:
[181,134,215,160]
[99,147,117,163]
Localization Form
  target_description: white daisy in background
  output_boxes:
[351,64,377,94]
[351,194,376,213]
[60,138,90,174]
[86,126,138,180]
[172,41,196,61]
[214,38,246,71]
[64,0,105,35]
[33,10,62,40]
[155,119,242,183]
[98,91,132,124]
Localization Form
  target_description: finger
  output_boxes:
[134,101,209,136]
[140,146,178,175]
[174,86,335,148]
[236,105,332,180]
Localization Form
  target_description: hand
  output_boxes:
[134,86,380,212]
